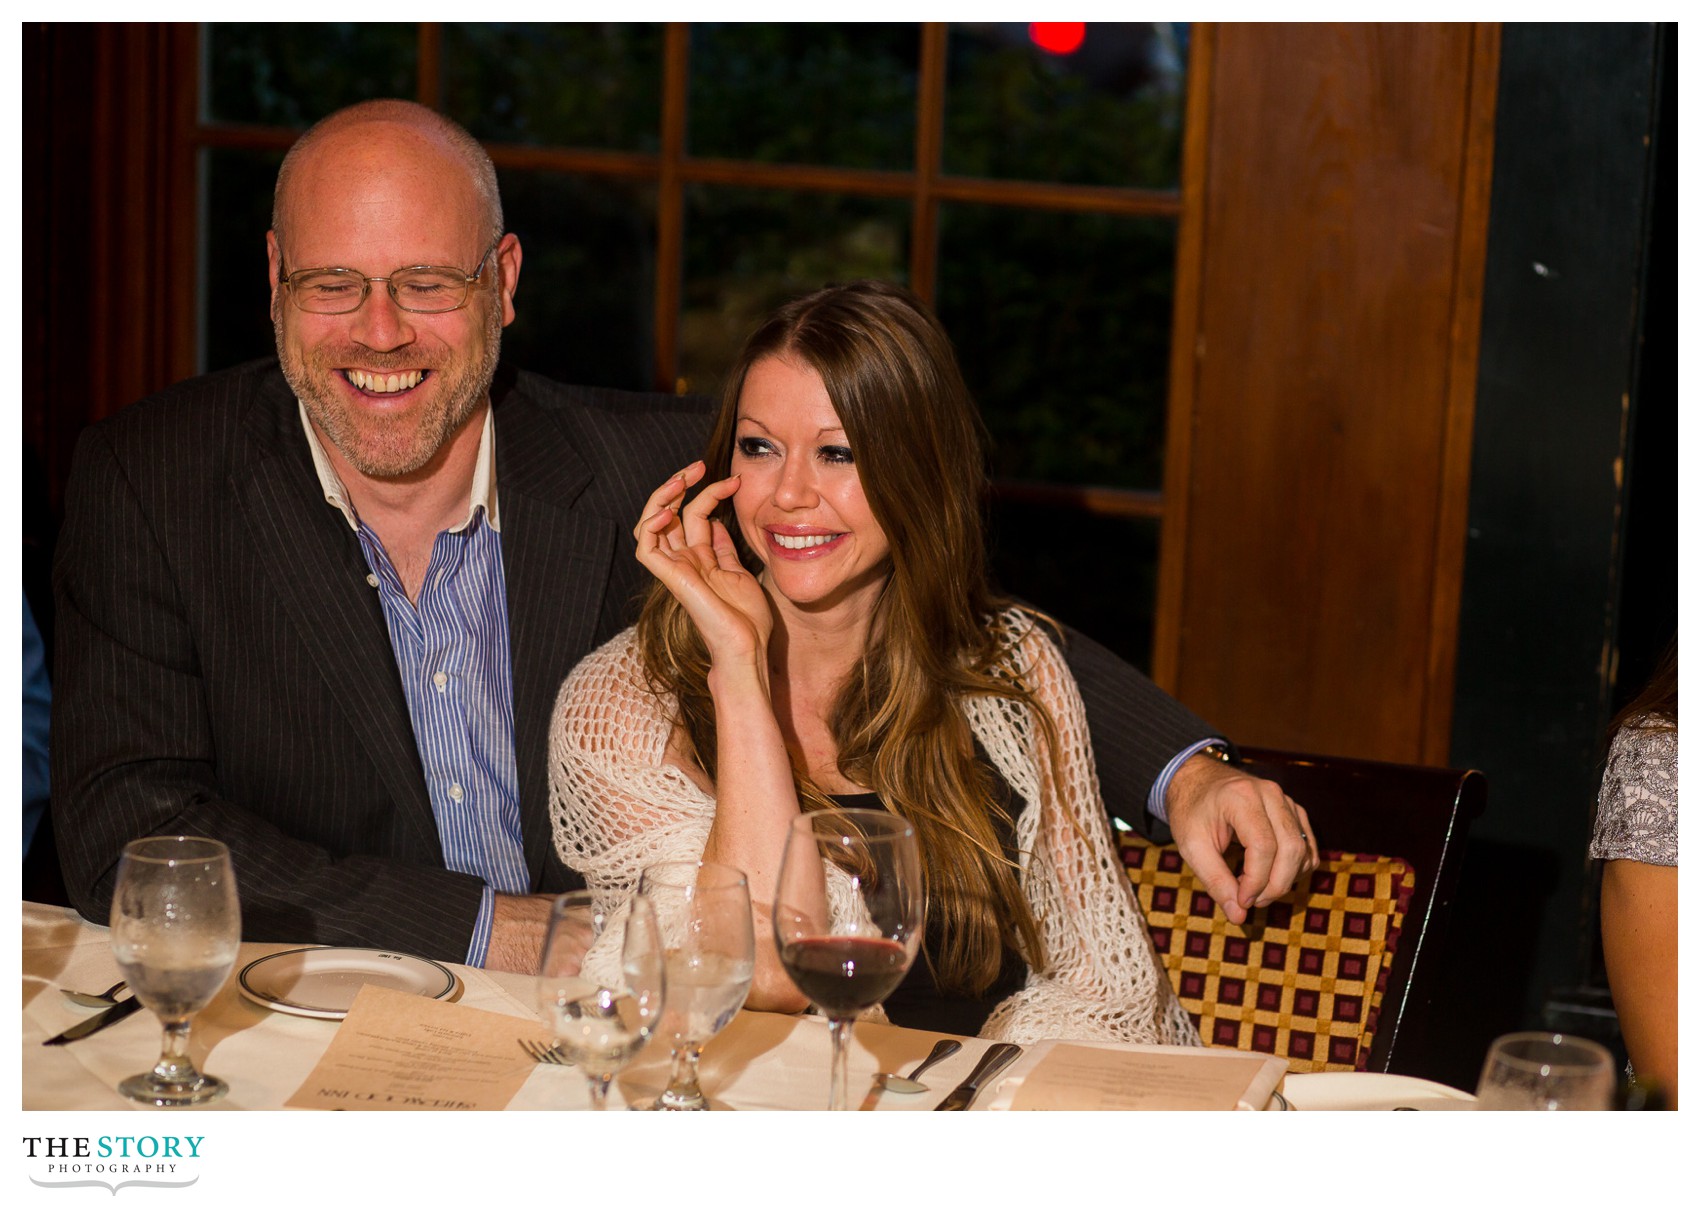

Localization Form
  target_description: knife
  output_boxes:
[933,1042,1022,1110]
[42,996,146,1045]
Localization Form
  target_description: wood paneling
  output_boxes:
[1157,24,1498,764]
[25,23,199,513]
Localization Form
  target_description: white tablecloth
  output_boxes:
[21,901,1473,1111]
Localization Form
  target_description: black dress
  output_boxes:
[827,774,1030,1038]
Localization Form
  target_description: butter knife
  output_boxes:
[933,1042,1022,1110]
[42,996,145,1045]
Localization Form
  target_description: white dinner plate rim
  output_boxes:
[238,945,458,1020]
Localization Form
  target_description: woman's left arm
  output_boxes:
[978,615,1197,1046]
[1600,860,1679,1107]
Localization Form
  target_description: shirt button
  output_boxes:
[433,671,448,692]
[448,782,464,802]
[365,573,379,588]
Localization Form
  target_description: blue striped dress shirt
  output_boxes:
[301,404,525,966]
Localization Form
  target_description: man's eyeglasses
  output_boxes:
[278,237,502,315]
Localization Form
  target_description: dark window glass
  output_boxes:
[934,204,1175,491]
[688,24,918,169]
[944,22,1187,188]
[203,148,286,374]
[498,171,658,391]
[203,24,417,127]
[679,186,911,398]
[442,24,663,151]
[989,505,1159,671]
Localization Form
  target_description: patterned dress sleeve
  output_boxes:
[1590,724,1678,866]
[971,609,1200,1047]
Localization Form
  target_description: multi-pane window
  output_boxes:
[196,22,1188,668]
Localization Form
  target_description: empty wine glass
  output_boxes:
[1474,1031,1617,1110]
[774,808,924,1111]
[536,891,666,1110]
[109,836,241,1106]
[636,860,755,1110]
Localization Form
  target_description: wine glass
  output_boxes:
[1474,1031,1617,1110]
[108,836,241,1106]
[774,808,924,1111]
[536,891,667,1110]
[635,860,755,1110]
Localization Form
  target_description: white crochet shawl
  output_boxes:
[547,607,1199,1048]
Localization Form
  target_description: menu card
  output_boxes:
[995,1039,1287,1111]
[285,984,537,1111]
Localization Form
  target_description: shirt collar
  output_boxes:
[297,400,501,534]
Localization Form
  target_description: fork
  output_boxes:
[519,1038,572,1066]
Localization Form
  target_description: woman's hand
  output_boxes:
[635,462,772,664]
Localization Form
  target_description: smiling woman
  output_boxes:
[546,280,1200,1050]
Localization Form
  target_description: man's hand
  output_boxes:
[483,892,557,975]
[1165,753,1318,924]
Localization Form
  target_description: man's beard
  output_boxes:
[274,298,503,480]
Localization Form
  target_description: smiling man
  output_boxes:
[53,100,1314,978]
[51,101,711,972]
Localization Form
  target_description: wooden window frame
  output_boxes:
[177,23,1200,524]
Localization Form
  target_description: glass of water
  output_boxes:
[536,891,667,1110]
[1474,1031,1617,1110]
[109,836,241,1106]
[636,861,755,1110]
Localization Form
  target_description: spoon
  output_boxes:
[61,980,128,1009]
[875,1038,963,1094]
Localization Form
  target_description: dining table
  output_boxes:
[21,900,1476,1112]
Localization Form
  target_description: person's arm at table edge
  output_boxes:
[50,423,489,965]
[1599,858,1678,1108]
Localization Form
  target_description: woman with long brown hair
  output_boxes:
[548,280,1196,1045]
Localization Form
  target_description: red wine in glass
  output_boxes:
[779,936,910,1019]
[773,808,923,1110]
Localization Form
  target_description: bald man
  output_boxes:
[53,101,711,971]
[53,101,1315,974]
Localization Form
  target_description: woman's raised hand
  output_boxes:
[635,462,772,662]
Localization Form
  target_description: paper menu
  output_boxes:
[984,1039,1288,1111]
[285,983,537,1110]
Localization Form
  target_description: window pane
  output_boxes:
[203,24,417,126]
[203,148,285,374]
[989,504,1159,672]
[944,22,1188,188]
[498,171,658,392]
[688,24,918,169]
[679,186,911,398]
[442,24,663,151]
[934,204,1175,491]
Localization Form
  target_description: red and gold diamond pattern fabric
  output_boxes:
[1119,830,1416,1073]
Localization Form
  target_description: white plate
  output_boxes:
[1283,1071,1477,1111]
[238,946,458,1020]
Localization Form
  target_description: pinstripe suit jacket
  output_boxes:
[51,359,715,960]
[51,358,1214,962]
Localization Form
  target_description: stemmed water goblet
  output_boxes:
[774,808,924,1111]
[1474,1031,1617,1110]
[108,836,242,1106]
[637,860,755,1110]
[536,890,667,1110]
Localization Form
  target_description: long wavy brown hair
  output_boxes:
[635,279,1055,994]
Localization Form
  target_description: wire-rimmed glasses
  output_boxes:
[278,236,502,314]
